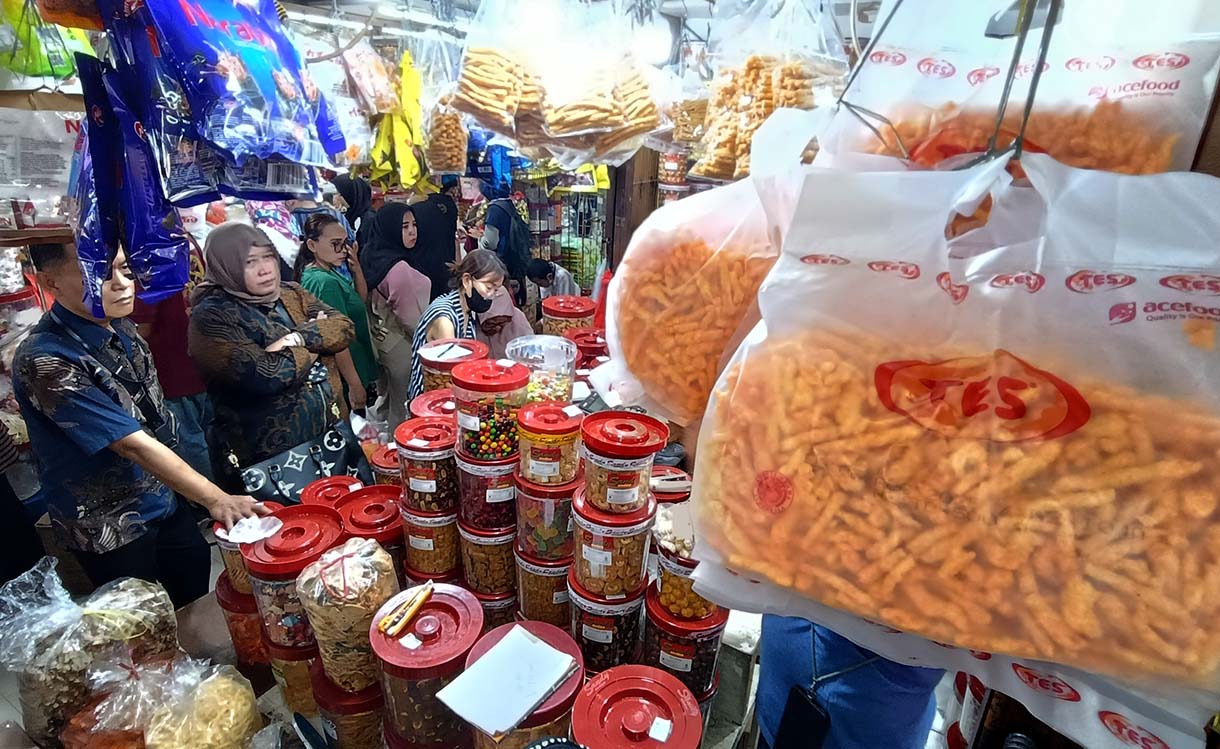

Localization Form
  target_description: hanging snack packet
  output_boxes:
[69,122,116,320]
[35,0,102,31]
[0,0,88,78]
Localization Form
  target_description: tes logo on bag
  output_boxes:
[1098,711,1170,749]
[869,50,907,67]
[968,66,1001,86]
[1065,269,1137,293]
[918,57,957,79]
[1159,273,1220,295]
[867,260,920,279]
[1133,52,1191,71]
[874,350,1091,442]
[1065,55,1117,72]
[1010,664,1081,702]
[801,253,850,266]
[989,272,1046,293]
[936,272,969,304]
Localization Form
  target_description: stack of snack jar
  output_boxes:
[310,661,385,749]
[410,388,458,421]
[571,665,703,749]
[453,359,530,461]
[472,589,517,634]
[641,586,727,697]
[213,500,285,594]
[580,412,668,515]
[336,486,410,589]
[541,296,596,336]
[562,327,608,370]
[518,402,583,487]
[465,623,585,748]
[370,445,401,488]
[418,338,489,394]
[396,417,460,515]
[371,584,483,749]
[300,477,364,507]
[506,335,579,403]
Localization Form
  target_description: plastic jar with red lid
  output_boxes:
[697,672,719,733]
[562,327,607,370]
[419,338,489,394]
[542,296,595,336]
[396,417,459,514]
[336,485,408,588]
[567,569,644,674]
[456,453,517,529]
[572,487,655,596]
[506,335,578,403]
[214,571,267,666]
[466,622,585,749]
[651,466,691,505]
[641,586,727,696]
[581,412,669,514]
[472,589,517,634]
[452,359,530,461]
[516,549,571,628]
[518,402,583,485]
[266,636,319,716]
[459,522,516,595]
[515,471,578,560]
[402,509,460,575]
[370,445,401,487]
[410,387,458,420]
[404,566,463,588]
[571,665,703,749]
[370,584,483,747]
[300,478,364,508]
[213,500,286,595]
[310,661,384,749]
[242,504,346,648]
[653,501,713,619]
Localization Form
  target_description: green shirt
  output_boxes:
[300,266,378,387]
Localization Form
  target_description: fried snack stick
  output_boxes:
[454,48,523,130]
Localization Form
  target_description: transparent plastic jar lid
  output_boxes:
[506,335,578,370]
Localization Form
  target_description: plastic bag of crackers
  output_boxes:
[451,0,529,134]
[693,152,1220,687]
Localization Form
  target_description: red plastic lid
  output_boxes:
[214,571,257,614]
[466,623,585,728]
[514,469,582,501]
[0,286,36,306]
[410,388,458,420]
[369,584,484,680]
[543,295,596,319]
[336,485,404,545]
[241,505,346,579]
[419,338,489,373]
[581,412,668,459]
[213,500,286,539]
[395,417,458,453]
[518,401,583,436]
[371,445,399,472]
[309,660,384,715]
[300,477,365,507]
[471,589,517,609]
[652,466,691,505]
[573,486,657,530]
[263,633,319,663]
[451,359,530,393]
[563,327,608,357]
[645,585,728,637]
[572,665,703,749]
[403,564,463,586]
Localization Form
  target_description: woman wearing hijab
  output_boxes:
[188,223,355,475]
[359,203,432,426]
[408,189,461,301]
[332,173,376,249]
[475,285,533,359]
[408,249,508,399]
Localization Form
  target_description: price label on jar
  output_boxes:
[553,589,570,605]
[486,477,515,503]
[529,445,562,477]
[409,534,435,551]
[659,643,694,672]
[408,466,437,493]
[582,619,614,643]
[582,544,613,568]
[607,471,642,506]
[322,718,338,741]
[457,405,480,431]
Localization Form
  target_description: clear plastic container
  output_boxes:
[452,359,531,461]
[571,666,704,749]
[581,412,669,514]
[506,335,578,403]
[370,445,401,487]
[310,661,385,749]
[459,523,516,596]
[466,622,584,749]
[212,500,286,595]
[335,486,409,590]
[568,570,645,674]
[653,501,714,619]
[515,471,579,561]
[370,584,482,747]
[215,571,268,666]
[472,590,517,634]
[419,337,490,394]
[642,587,727,696]
[518,402,583,485]
[402,510,460,576]
[516,550,572,628]
[242,505,346,647]
[395,418,460,514]
[562,327,608,370]
[541,295,595,336]
[572,488,655,597]
[410,388,458,421]
[456,453,518,529]
[697,673,719,735]
[299,477,364,507]
[266,638,319,716]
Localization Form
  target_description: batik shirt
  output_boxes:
[13,304,175,553]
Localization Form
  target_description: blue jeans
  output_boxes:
[758,617,943,749]
[167,393,214,482]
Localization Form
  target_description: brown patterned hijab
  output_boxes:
[191,222,281,306]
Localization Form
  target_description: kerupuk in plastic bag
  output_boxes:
[693,152,1220,688]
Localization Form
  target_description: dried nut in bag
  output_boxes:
[337,486,410,589]
[572,488,655,597]
[459,523,516,596]
[396,417,460,514]
[297,537,401,693]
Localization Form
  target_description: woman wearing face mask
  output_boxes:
[188,223,356,475]
[407,249,508,400]
[359,203,432,426]
[296,213,377,413]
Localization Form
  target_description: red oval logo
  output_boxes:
[936,272,969,305]
[1133,52,1190,70]
[875,349,1092,442]
[969,650,992,661]
[1160,273,1220,295]
[1014,61,1050,78]
[990,272,1046,294]
[1011,664,1082,702]
[1065,269,1137,293]
[869,50,907,66]
[867,260,921,279]
[753,471,793,514]
[1066,55,1116,72]
[918,57,957,78]
[968,66,1000,86]
[1098,711,1170,749]
[801,253,850,266]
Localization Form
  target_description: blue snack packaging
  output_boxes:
[74,67,119,319]
[127,0,346,168]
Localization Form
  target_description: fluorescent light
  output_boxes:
[286,11,368,31]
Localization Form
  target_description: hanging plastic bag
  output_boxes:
[297,35,372,167]
[34,0,101,30]
[427,95,469,175]
[343,39,397,115]
[0,0,89,78]
[452,0,527,133]
[693,151,1220,690]
[69,120,116,319]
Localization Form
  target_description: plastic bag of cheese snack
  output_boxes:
[693,152,1220,688]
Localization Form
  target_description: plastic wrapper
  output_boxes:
[35,0,102,31]
[694,153,1220,688]
[427,96,469,175]
[296,538,400,694]
[0,0,90,78]
[0,560,177,746]
[297,36,373,167]
[71,121,116,320]
[343,40,397,115]
[144,663,261,749]
[452,0,526,134]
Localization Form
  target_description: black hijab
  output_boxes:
[360,203,416,291]
[332,174,374,246]
[409,193,459,301]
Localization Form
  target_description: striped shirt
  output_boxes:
[408,291,476,399]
